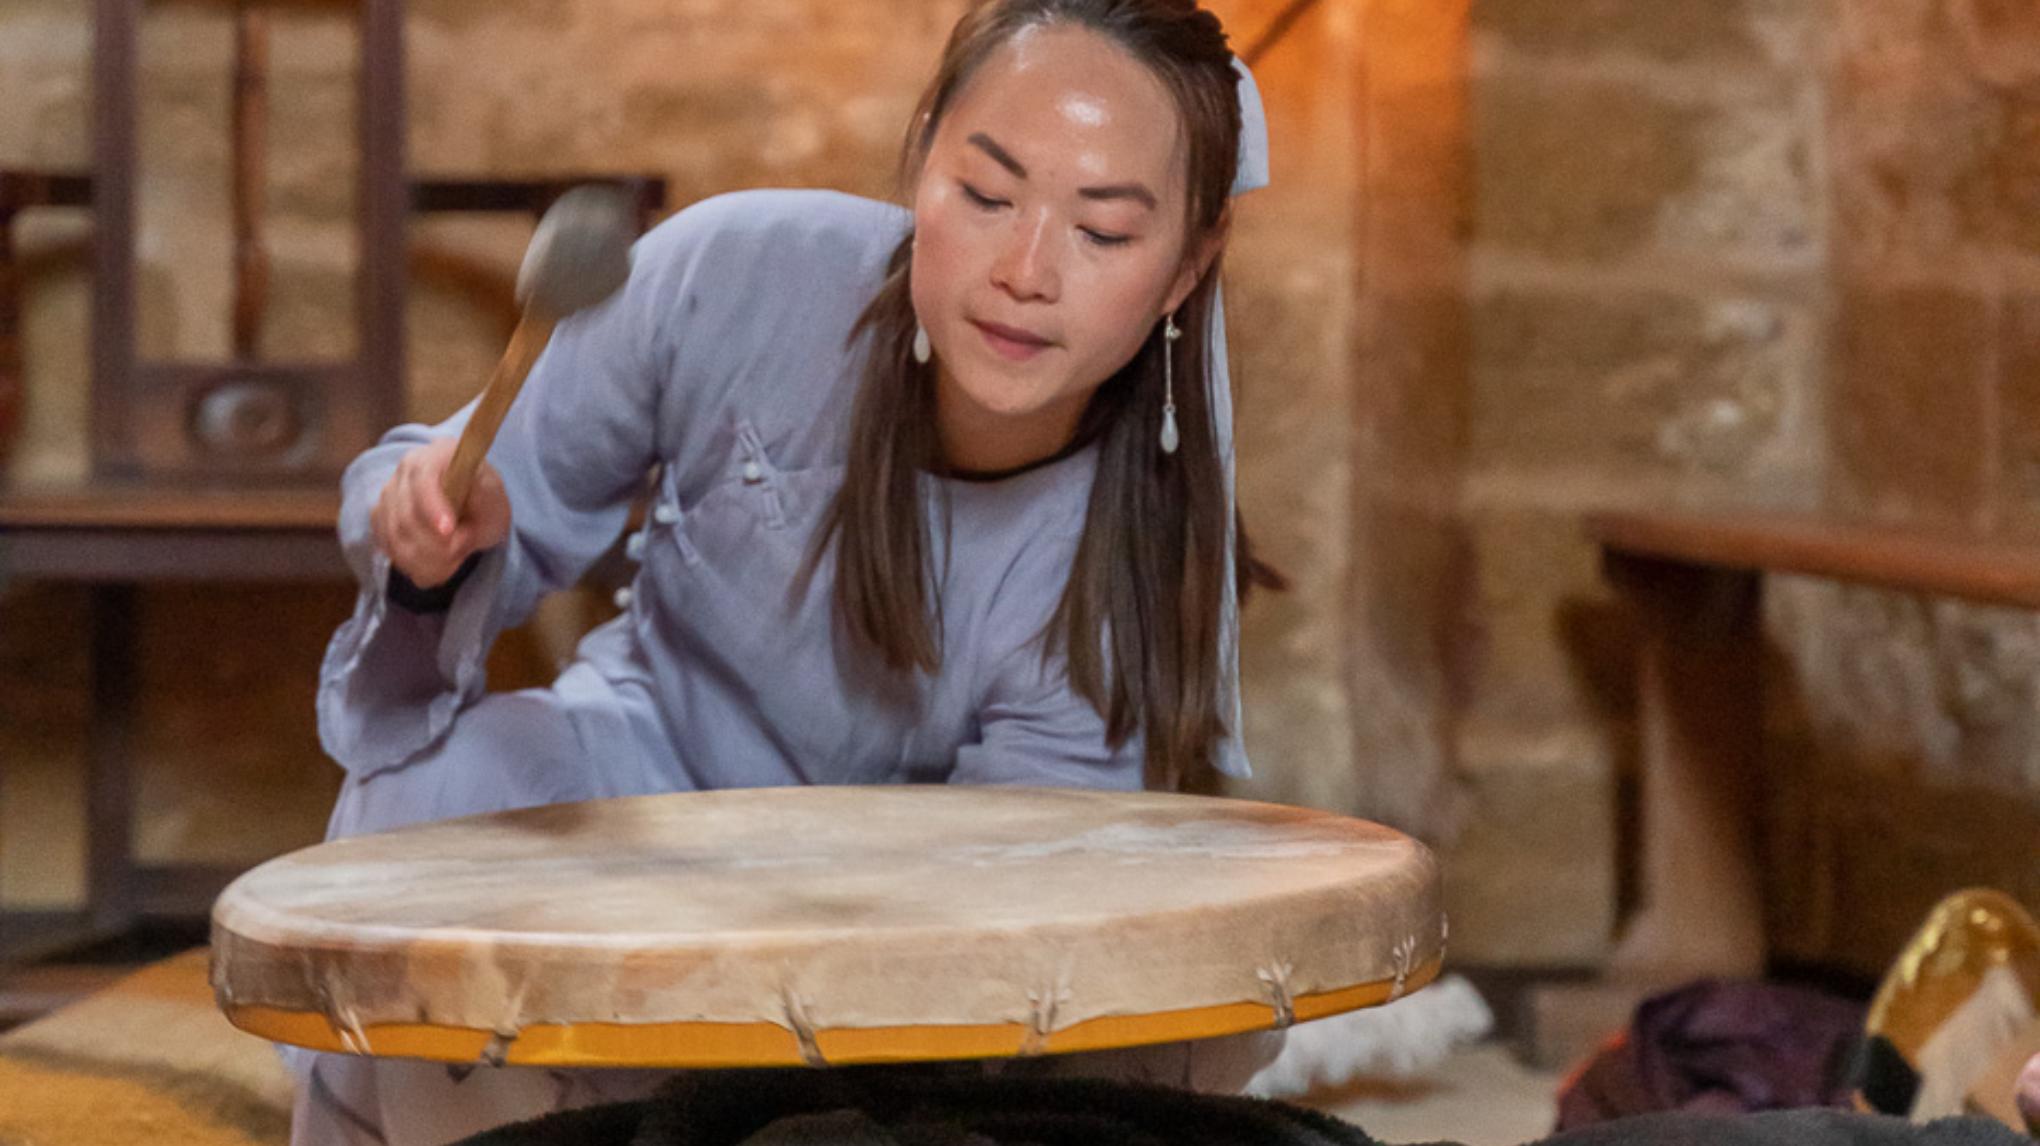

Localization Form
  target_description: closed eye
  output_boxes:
[960,182,1009,210]
[1081,228,1132,248]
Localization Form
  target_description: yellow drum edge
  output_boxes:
[223,955,1444,1069]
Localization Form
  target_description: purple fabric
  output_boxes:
[1556,980,1867,1131]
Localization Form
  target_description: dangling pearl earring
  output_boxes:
[1160,312,1182,455]
[908,232,932,366]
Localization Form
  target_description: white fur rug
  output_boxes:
[1245,974,1496,1100]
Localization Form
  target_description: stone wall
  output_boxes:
[1443,0,1828,964]
[1763,0,2040,977]
[1428,0,2040,973]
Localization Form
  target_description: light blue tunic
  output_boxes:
[291,189,1263,1146]
[316,189,1189,828]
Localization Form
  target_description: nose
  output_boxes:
[989,207,1060,304]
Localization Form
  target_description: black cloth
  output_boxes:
[1851,1034,1923,1116]
[1535,1109,2028,1146]
[447,1066,2030,1146]
[454,1067,1393,1146]
[386,551,484,614]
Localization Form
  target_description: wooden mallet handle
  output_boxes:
[440,311,555,512]
[435,184,636,515]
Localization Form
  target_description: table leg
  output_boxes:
[1522,554,1768,1067]
[87,583,139,934]
[1605,554,1766,981]
[0,211,21,454]
[0,585,138,974]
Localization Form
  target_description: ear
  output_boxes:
[1163,206,1231,316]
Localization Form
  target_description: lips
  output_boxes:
[970,319,1055,362]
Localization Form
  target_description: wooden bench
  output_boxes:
[1527,509,2040,1066]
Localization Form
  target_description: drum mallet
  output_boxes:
[440,185,638,512]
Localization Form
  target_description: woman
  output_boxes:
[297,1,1275,1142]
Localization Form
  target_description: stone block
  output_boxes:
[1768,579,2040,797]
[1475,0,1794,67]
[2001,294,2040,531]
[1956,93,2040,259]
[1827,287,1991,524]
[1947,0,2040,91]
[1828,2,2040,267]
[1470,289,1800,481]
[1475,76,1702,263]
[1829,71,1984,268]
[1833,0,1942,71]
[1328,497,1471,833]
[1360,290,1470,485]
[1438,740,1617,965]
[1474,73,1815,265]
[1458,505,1629,732]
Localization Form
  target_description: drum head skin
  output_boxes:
[213,786,1444,1068]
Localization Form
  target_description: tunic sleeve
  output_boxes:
[317,199,723,778]
[948,639,1145,791]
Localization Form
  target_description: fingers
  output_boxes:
[416,448,461,537]
[374,440,495,589]
[395,466,458,578]
[466,463,513,551]
[401,445,457,539]
[2017,1052,2039,1133]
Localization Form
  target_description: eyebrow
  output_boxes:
[967,131,1159,212]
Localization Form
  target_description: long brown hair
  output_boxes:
[814,0,1280,791]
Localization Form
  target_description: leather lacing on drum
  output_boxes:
[782,982,826,1067]
[480,1031,515,1068]
[476,961,536,1066]
[1021,967,1075,1056]
[1389,935,1419,1001]
[319,985,375,1057]
[1256,961,1296,1029]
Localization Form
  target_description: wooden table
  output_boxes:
[0,484,346,967]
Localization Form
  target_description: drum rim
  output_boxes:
[210,786,1446,1067]
[217,954,1446,1067]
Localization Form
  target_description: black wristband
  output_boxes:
[386,551,484,615]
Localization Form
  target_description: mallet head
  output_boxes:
[516,185,637,320]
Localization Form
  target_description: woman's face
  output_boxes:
[911,24,1219,468]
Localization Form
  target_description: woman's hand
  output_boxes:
[2018,1050,2039,1134]
[370,437,512,589]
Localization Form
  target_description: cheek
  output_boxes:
[909,198,980,321]
[1066,264,1175,372]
